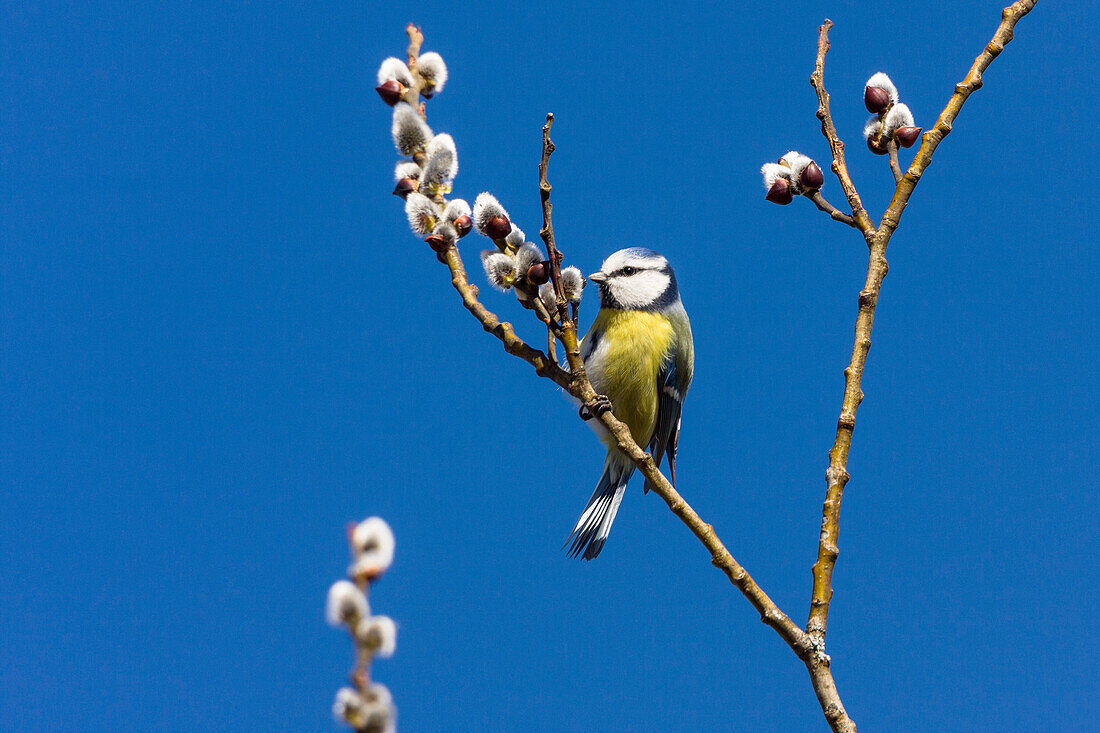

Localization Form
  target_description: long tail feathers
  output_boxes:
[565,452,635,560]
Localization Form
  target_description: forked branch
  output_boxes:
[371,5,1039,732]
[803,7,1037,731]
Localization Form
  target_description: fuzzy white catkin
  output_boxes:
[538,281,557,312]
[863,116,884,141]
[376,57,414,88]
[426,222,456,248]
[391,103,432,155]
[404,193,438,236]
[760,162,792,190]
[514,243,544,276]
[333,687,366,722]
[883,103,915,134]
[326,580,369,627]
[334,685,394,733]
[417,52,448,92]
[443,198,471,224]
[781,151,813,181]
[472,193,508,234]
[425,133,456,161]
[504,225,525,249]
[363,684,396,733]
[865,72,899,104]
[781,150,809,168]
[481,251,517,291]
[420,149,456,192]
[351,517,396,570]
[335,684,394,733]
[356,615,398,658]
[393,161,421,182]
[561,266,585,303]
[368,683,393,709]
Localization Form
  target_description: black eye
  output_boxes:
[621,266,636,276]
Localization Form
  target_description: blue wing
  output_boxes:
[644,355,685,493]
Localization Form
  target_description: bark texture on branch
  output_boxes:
[810,21,876,239]
[803,6,1037,731]
[380,5,1039,730]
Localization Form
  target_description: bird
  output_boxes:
[565,248,694,560]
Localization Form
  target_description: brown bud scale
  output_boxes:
[392,178,418,198]
[864,86,891,114]
[526,261,551,286]
[894,126,922,148]
[800,161,824,190]
[376,80,405,106]
[484,214,512,241]
[425,233,448,253]
[453,215,473,237]
[765,177,793,205]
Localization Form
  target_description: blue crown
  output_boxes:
[621,247,665,261]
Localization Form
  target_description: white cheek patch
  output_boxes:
[610,270,671,309]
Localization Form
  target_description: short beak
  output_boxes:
[588,271,608,284]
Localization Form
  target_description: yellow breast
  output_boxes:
[583,309,674,446]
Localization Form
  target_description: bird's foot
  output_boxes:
[579,395,613,421]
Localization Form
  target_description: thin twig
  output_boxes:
[809,0,1039,644]
[808,191,858,228]
[384,7,1038,730]
[404,24,423,71]
[439,229,809,656]
[802,9,1039,731]
[353,572,373,693]
[400,24,425,111]
[810,21,876,238]
[880,0,1038,238]
[538,114,570,326]
[398,22,811,719]
[536,114,594,403]
[533,112,811,657]
[802,8,1037,731]
[886,140,904,185]
[441,247,571,389]
[521,285,557,327]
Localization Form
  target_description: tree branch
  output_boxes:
[806,0,1038,670]
[810,21,876,239]
[440,247,572,390]
[808,190,858,228]
[400,24,425,112]
[591,398,811,651]
[378,6,1039,729]
[538,114,570,325]
[880,0,1038,237]
[535,114,810,655]
[801,8,1037,730]
[886,139,904,185]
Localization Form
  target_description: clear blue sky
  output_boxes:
[2,1,1096,731]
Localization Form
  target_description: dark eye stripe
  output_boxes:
[610,264,656,277]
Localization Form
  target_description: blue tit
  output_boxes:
[566,248,694,560]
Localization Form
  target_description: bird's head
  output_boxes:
[588,248,679,311]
